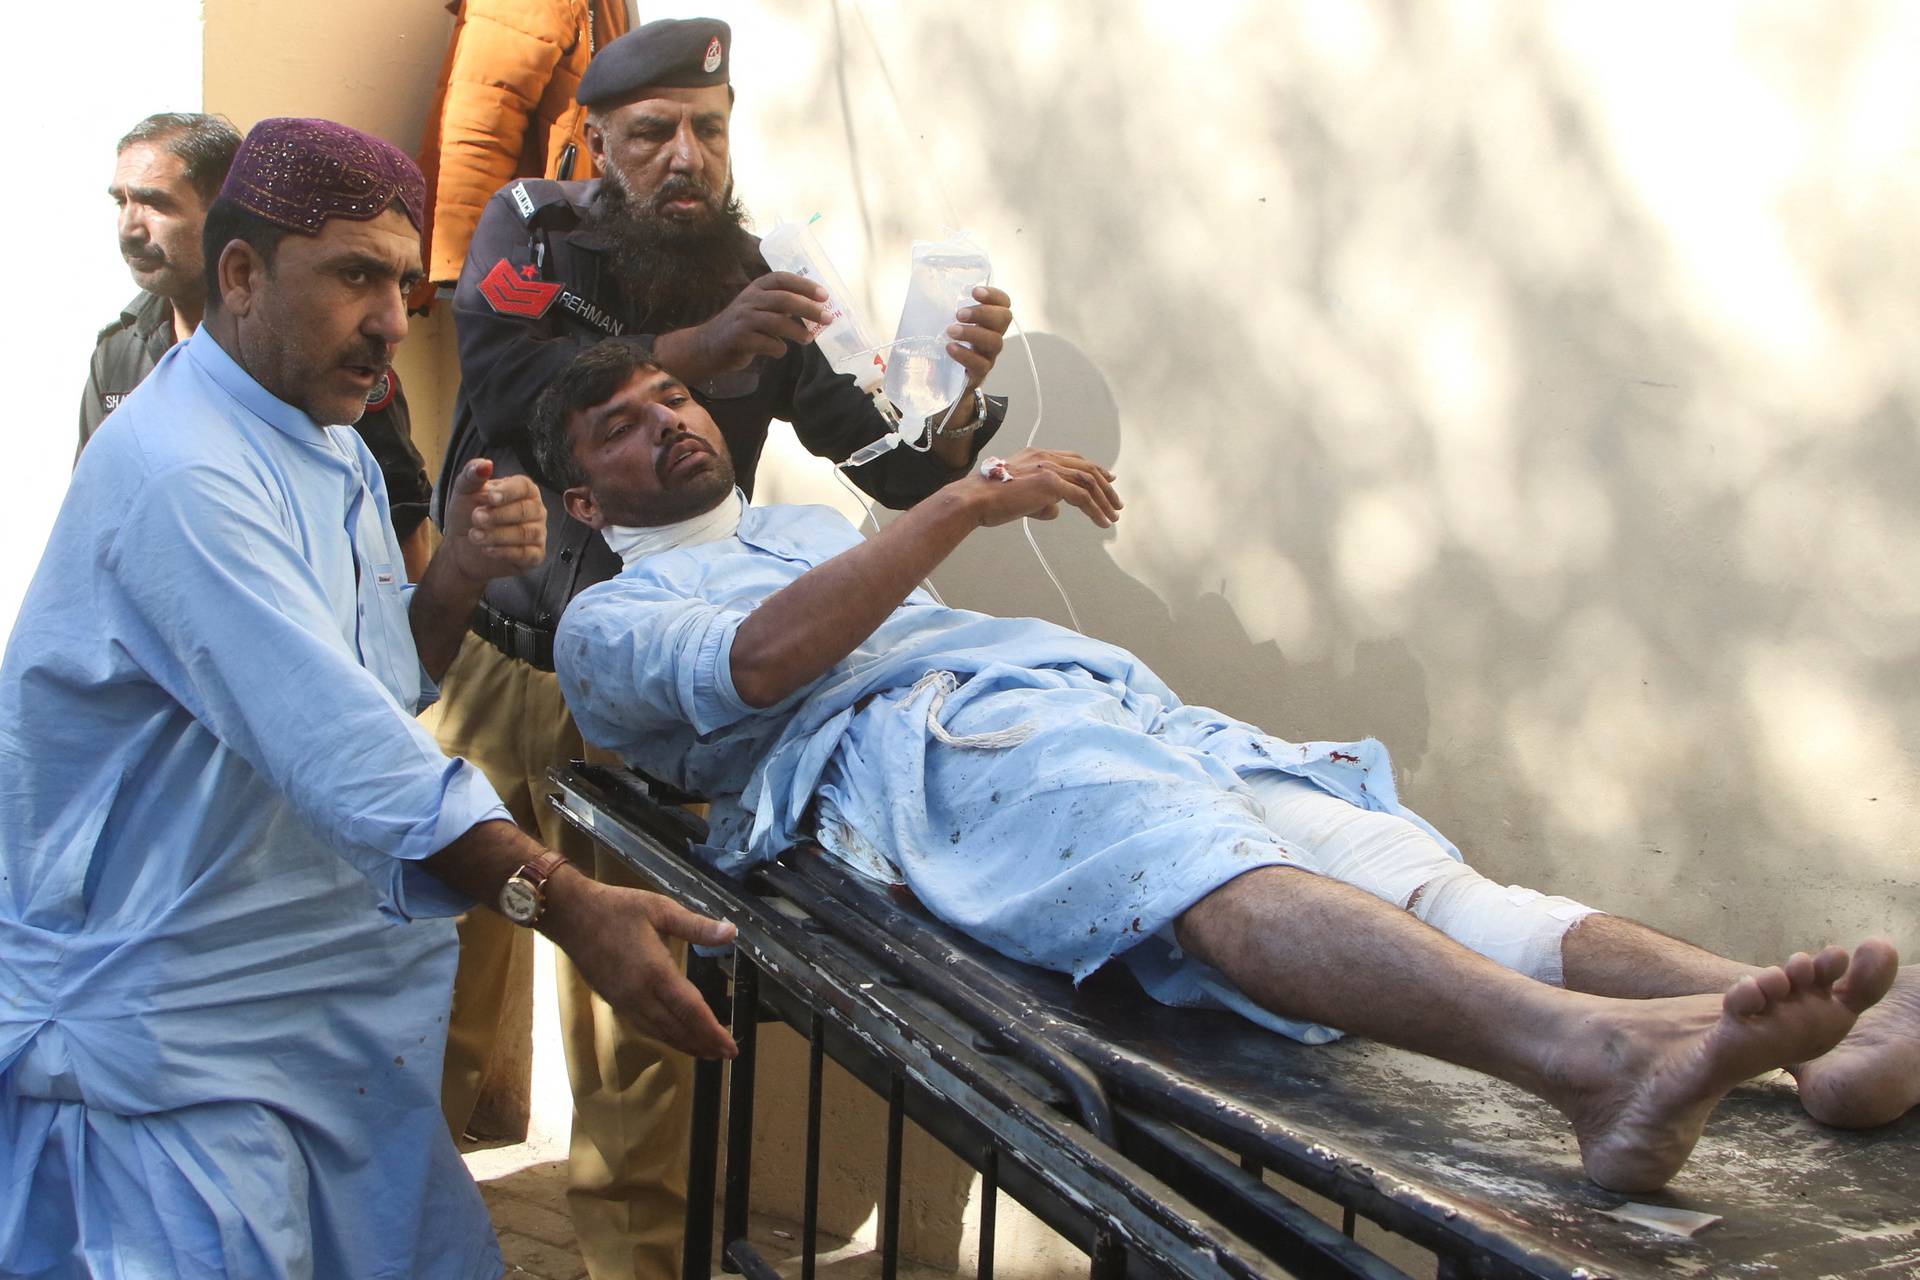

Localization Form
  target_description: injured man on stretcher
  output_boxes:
[534,341,1917,1194]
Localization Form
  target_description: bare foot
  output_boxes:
[1552,944,1885,1192]
[1791,941,1913,1127]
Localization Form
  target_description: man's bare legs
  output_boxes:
[1556,912,1919,1128]
[1245,773,1918,1130]
[1175,867,1898,1192]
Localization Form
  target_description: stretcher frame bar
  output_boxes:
[549,763,1405,1280]
[763,847,1561,1278]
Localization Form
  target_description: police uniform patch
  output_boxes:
[702,36,723,74]
[511,181,537,220]
[364,367,399,413]
[478,258,562,319]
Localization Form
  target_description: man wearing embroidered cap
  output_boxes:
[0,117,738,1279]
[428,18,1018,1276]
[83,112,436,579]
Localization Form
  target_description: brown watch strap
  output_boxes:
[515,849,568,892]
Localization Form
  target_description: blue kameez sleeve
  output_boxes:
[105,460,507,920]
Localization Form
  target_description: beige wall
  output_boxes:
[722,0,1920,962]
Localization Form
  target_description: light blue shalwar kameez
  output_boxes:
[0,329,510,1279]
[557,503,1461,1043]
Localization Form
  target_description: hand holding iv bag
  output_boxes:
[757,218,891,395]
[883,236,992,446]
[760,216,992,466]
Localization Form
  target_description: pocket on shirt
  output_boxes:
[363,565,422,707]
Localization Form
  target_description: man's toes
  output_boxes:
[1725,973,1770,1016]
[1835,939,1899,1013]
[1811,944,1850,990]
[1784,951,1816,991]
[1756,964,1795,1003]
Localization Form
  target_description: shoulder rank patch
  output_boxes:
[479,258,562,319]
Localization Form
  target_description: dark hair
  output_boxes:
[117,112,242,202]
[529,339,664,491]
[199,197,294,311]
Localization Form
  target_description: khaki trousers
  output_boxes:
[424,634,693,1280]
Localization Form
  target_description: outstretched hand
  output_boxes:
[548,878,739,1060]
[960,447,1122,529]
[440,458,546,584]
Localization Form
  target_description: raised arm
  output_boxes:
[409,457,547,680]
[728,448,1121,708]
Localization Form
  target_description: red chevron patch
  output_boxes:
[477,258,561,318]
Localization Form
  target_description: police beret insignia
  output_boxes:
[365,368,397,413]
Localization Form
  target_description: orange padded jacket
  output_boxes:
[416,0,633,292]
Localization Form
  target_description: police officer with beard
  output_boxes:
[425,18,1016,1278]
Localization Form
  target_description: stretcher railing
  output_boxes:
[548,761,1920,1280]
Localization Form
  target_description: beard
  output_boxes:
[589,168,754,331]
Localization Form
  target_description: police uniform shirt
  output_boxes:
[79,291,176,457]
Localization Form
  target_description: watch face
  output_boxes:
[501,875,541,925]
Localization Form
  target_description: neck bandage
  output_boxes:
[602,488,744,568]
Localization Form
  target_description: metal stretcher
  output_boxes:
[549,761,1920,1280]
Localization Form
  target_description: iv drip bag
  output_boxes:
[884,237,991,445]
[759,218,889,390]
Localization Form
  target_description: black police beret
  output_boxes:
[577,17,731,108]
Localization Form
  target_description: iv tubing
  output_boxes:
[834,0,1087,634]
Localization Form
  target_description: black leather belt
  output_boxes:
[470,600,555,671]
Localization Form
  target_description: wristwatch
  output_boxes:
[930,386,989,439]
[499,850,568,927]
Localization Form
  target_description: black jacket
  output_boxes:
[438,178,1003,669]
[79,292,175,458]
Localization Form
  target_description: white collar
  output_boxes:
[601,488,745,568]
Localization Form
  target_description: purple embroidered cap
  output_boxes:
[220,117,425,235]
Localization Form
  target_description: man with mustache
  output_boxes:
[427,18,1018,1276]
[83,112,438,577]
[0,118,739,1279]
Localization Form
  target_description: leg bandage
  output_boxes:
[1403,865,1598,986]
[1247,775,1599,985]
